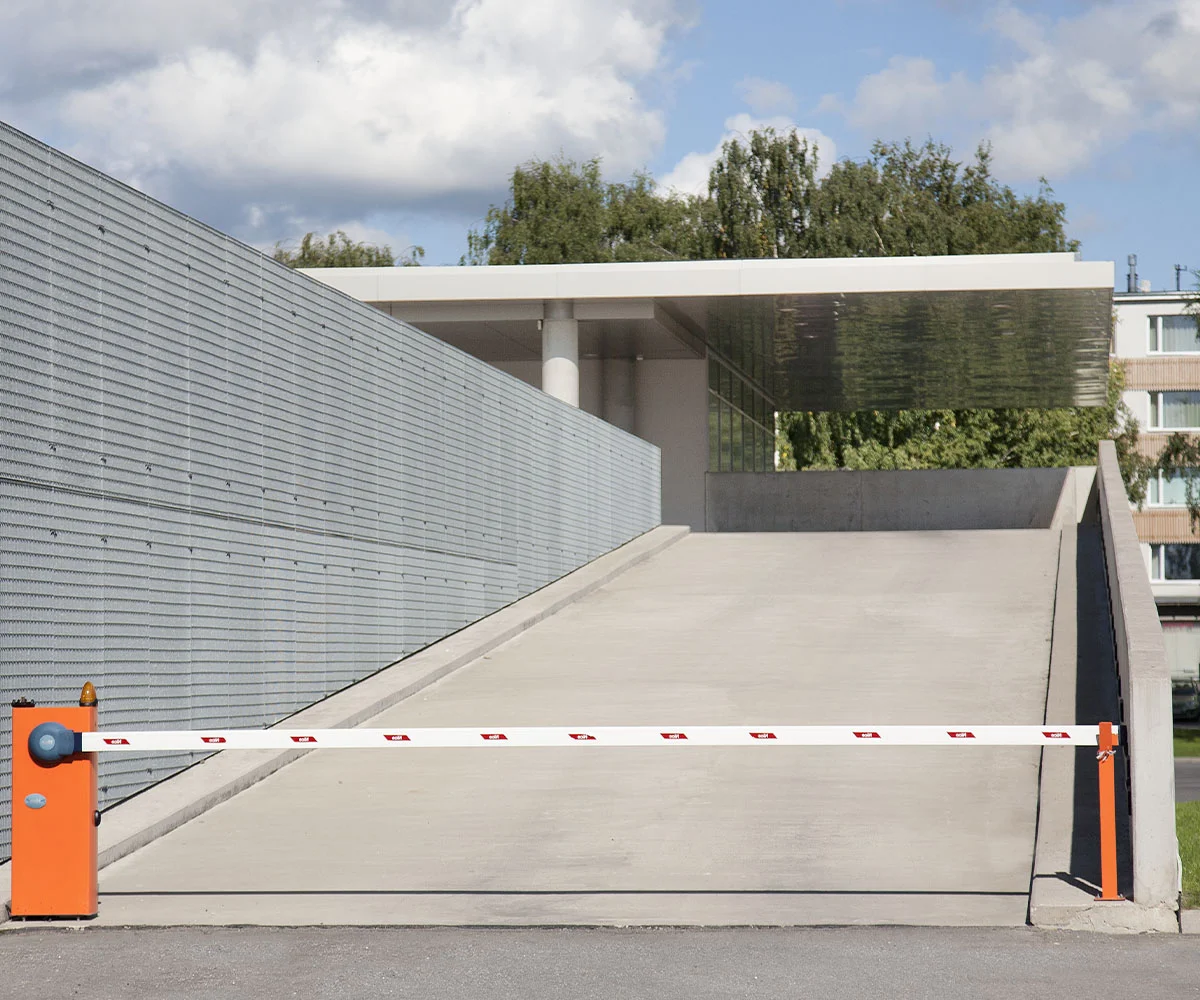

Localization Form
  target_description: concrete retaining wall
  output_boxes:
[1095,440,1180,917]
[706,468,1070,532]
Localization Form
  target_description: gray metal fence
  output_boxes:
[0,122,661,859]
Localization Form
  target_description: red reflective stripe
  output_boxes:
[383,734,411,742]
[481,733,507,741]
[290,736,317,743]
[661,732,688,740]
[200,736,227,744]
[103,738,130,745]
[750,732,777,740]
[1043,731,1071,739]
[947,731,975,739]
[853,731,881,739]
[569,733,596,740]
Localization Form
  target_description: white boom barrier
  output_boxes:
[13,680,1128,922]
[80,725,1111,752]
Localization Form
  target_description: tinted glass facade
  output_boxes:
[707,357,774,472]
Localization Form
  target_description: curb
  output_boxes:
[1,525,689,924]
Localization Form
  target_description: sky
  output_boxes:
[1,0,1197,290]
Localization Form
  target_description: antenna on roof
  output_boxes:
[1177,265,1189,293]
[1127,254,1138,294]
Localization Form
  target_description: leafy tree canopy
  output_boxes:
[463,158,702,265]
[273,230,423,268]
[704,135,1079,261]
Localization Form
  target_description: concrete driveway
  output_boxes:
[91,531,1058,926]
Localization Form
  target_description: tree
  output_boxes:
[463,157,703,265]
[781,362,1148,503]
[695,135,1078,261]
[273,230,424,268]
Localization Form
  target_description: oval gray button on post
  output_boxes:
[24,793,47,810]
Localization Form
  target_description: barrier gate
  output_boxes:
[8,683,1124,919]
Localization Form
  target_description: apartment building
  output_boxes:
[1113,275,1200,681]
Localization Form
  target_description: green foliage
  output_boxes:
[700,135,1079,261]
[1175,728,1200,757]
[703,129,818,259]
[463,157,702,265]
[465,136,1076,267]
[808,140,1078,257]
[1177,799,1200,909]
[781,362,1147,497]
[273,230,423,268]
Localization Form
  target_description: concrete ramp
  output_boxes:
[93,531,1058,926]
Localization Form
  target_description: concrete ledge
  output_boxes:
[1030,877,1179,932]
[706,468,1070,532]
[1180,909,1200,934]
[1096,440,1180,910]
[0,525,688,925]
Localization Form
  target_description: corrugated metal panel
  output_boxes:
[0,122,661,859]
[1124,357,1200,391]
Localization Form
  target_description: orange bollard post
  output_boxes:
[8,683,100,918]
[1096,720,1123,901]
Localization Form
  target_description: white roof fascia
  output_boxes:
[303,253,1113,304]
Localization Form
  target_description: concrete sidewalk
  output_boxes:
[85,530,1059,926]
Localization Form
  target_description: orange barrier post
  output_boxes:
[9,683,100,918]
[1096,720,1123,902]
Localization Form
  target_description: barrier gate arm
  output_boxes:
[73,724,1110,750]
[9,684,1124,919]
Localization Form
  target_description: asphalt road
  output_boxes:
[1179,758,1200,802]
[0,926,1197,999]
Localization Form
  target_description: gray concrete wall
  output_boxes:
[1095,440,1180,916]
[636,359,708,532]
[706,468,1071,532]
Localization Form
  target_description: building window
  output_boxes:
[1148,471,1200,506]
[1151,544,1200,581]
[1148,315,1200,353]
[707,356,775,473]
[1149,391,1200,429]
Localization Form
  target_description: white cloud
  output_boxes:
[660,113,836,197]
[0,0,682,242]
[735,77,797,115]
[819,0,1200,179]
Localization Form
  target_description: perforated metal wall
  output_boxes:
[0,123,660,859]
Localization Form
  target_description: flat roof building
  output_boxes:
[1113,287,1200,682]
[308,255,1114,529]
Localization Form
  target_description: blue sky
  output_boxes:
[1,0,1196,289]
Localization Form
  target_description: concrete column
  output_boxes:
[602,358,636,433]
[542,300,579,407]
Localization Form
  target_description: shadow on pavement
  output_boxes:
[1070,523,1133,897]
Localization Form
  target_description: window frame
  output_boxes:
[1147,470,1197,507]
[1150,543,1200,582]
[1148,391,1200,432]
[1148,315,1200,355]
